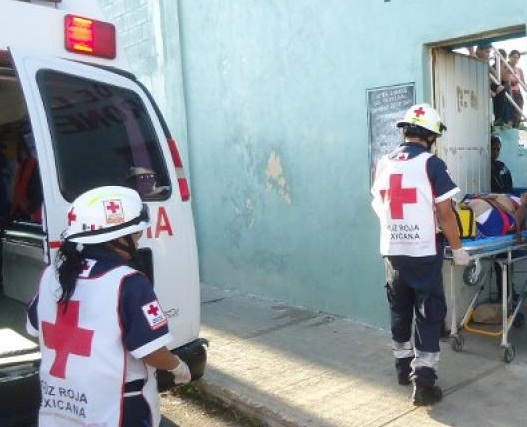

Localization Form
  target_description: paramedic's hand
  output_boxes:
[171,358,191,385]
[452,248,471,266]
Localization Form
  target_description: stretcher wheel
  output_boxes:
[463,261,484,287]
[504,344,515,363]
[513,313,525,328]
[450,334,464,352]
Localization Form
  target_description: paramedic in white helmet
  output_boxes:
[371,104,471,406]
[26,186,191,427]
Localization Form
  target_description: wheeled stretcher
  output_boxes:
[445,232,527,363]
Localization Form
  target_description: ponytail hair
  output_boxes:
[55,240,84,304]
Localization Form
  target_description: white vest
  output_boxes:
[372,149,438,256]
[37,263,160,427]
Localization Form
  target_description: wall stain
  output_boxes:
[231,197,255,229]
[266,150,292,204]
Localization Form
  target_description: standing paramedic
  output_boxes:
[26,186,191,427]
[371,104,471,406]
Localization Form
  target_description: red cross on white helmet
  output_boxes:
[396,103,446,136]
[62,186,151,244]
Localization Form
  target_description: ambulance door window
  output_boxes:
[0,119,43,227]
[36,70,171,202]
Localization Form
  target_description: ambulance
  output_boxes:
[0,0,206,425]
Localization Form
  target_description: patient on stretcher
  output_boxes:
[460,193,527,241]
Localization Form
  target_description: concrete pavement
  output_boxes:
[185,284,527,427]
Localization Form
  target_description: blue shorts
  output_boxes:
[477,207,515,237]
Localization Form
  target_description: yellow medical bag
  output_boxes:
[454,203,476,239]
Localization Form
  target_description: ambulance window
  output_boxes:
[36,70,171,202]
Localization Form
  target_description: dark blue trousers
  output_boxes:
[122,380,152,427]
[384,252,447,386]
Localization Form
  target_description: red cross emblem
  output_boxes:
[414,106,425,117]
[106,201,121,214]
[147,304,160,316]
[67,208,77,226]
[379,174,417,219]
[42,301,94,379]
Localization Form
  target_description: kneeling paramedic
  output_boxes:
[26,186,191,427]
[371,104,471,406]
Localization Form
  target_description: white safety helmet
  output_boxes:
[396,103,446,136]
[62,186,150,244]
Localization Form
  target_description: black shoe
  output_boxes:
[412,383,443,406]
[395,357,412,386]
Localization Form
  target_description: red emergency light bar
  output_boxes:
[64,14,116,59]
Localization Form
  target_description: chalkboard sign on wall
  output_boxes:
[367,83,415,184]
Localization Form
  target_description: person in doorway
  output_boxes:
[26,186,191,427]
[475,43,513,127]
[508,49,525,128]
[492,49,515,127]
[371,104,471,406]
[491,135,513,194]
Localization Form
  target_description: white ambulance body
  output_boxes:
[0,1,205,425]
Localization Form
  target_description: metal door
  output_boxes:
[434,49,491,195]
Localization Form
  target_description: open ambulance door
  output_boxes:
[433,49,491,196]
[7,48,201,351]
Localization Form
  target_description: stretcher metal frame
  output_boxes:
[445,232,527,363]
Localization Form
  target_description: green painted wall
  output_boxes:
[500,129,527,189]
[99,0,527,327]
